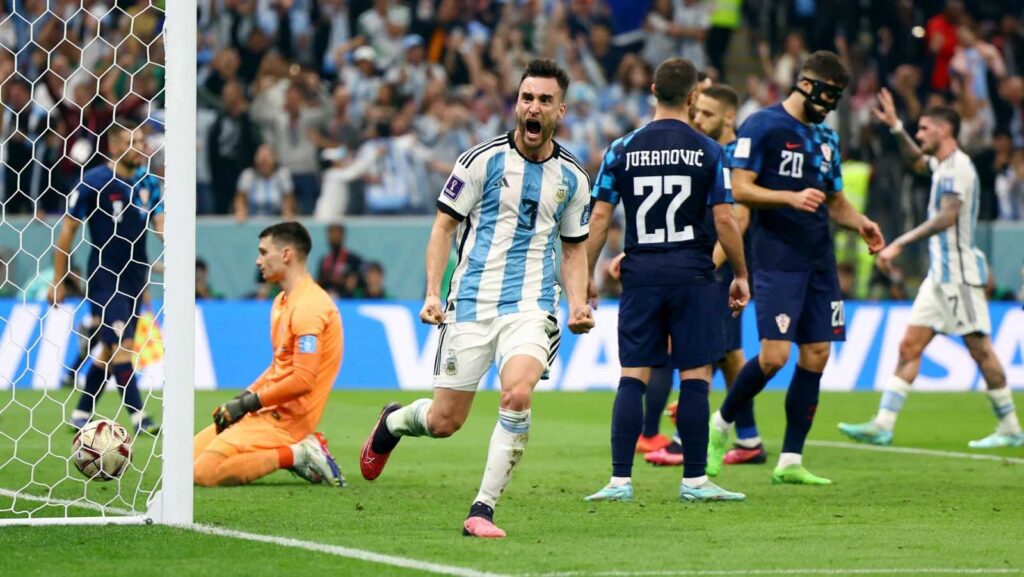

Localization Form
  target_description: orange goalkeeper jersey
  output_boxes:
[250,274,343,440]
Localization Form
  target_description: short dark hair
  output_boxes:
[701,84,739,111]
[259,221,312,258]
[921,106,961,138]
[800,51,850,87]
[519,59,570,99]
[653,57,698,106]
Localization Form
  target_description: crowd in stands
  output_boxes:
[2,0,1024,298]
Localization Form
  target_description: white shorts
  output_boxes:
[433,311,560,392]
[908,276,991,336]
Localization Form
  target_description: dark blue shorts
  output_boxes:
[618,283,723,371]
[717,278,743,353]
[88,292,140,346]
[754,269,845,344]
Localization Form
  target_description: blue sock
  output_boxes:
[642,366,673,438]
[721,356,768,423]
[734,400,759,442]
[112,362,143,414]
[782,366,822,454]
[74,364,106,415]
[611,377,645,478]
[678,379,710,479]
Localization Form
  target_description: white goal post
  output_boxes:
[0,0,195,527]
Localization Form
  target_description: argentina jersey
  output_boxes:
[591,118,732,288]
[731,103,842,271]
[926,150,987,286]
[436,132,591,323]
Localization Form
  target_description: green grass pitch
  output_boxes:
[1,390,1021,576]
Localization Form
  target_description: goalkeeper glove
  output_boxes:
[213,391,262,433]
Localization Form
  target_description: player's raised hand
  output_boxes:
[727,277,750,318]
[875,242,902,275]
[859,217,886,254]
[791,188,826,213]
[872,87,899,128]
[568,303,595,334]
[419,295,444,325]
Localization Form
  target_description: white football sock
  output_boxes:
[474,408,530,508]
[385,398,433,437]
[986,387,1022,435]
[682,475,708,488]
[875,376,911,430]
[609,476,631,487]
[71,409,90,421]
[712,410,732,433]
[777,452,802,468]
[735,436,762,449]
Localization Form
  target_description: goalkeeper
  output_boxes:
[193,222,345,487]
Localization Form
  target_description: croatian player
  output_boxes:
[51,125,162,435]
[358,59,595,538]
[839,94,1023,448]
[706,51,885,485]
[583,57,750,502]
[645,84,768,468]
[193,222,346,487]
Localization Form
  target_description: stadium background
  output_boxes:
[1,0,1024,391]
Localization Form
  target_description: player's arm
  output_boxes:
[420,209,459,324]
[877,194,960,273]
[584,199,613,307]
[826,191,886,254]
[563,238,594,334]
[732,168,824,212]
[48,216,80,304]
[873,87,929,175]
[712,203,749,268]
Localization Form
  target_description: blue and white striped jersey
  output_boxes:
[926,150,988,286]
[436,131,592,323]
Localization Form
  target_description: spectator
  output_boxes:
[196,258,224,300]
[207,80,262,214]
[357,261,388,299]
[769,31,808,95]
[385,34,446,108]
[995,148,1024,220]
[672,0,711,72]
[357,0,411,69]
[1,78,49,215]
[317,223,364,298]
[234,144,296,220]
[925,0,966,92]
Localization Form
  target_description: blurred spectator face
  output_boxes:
[693,93,733,141]
[589,23,611,52]
[925,92,949,109]
[994,132,1012,156]
[254,145,277,175]
[956,26,976,47]
[285,85,303,113]
[222,81,245,113]
[4,81,29,112]
[1002,77,1024,106]
[784,32,804,57]
[365,263,384,293]
[516,75,566,154]
[354,47,377,75]
[944,0,965,20]
[915,115,953,155]
[327,225,345,249]
[73,83,93,108]
[893,65,921,94]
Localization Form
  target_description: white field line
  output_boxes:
[527,569,1022,576]
[807,440,1024,464]
[0,487,139,516]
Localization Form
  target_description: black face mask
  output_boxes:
[794,76,845,123]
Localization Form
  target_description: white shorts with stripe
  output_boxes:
[433,310,561,391]
[907,276,991,336]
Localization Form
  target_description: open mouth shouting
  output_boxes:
[524,118,543,140]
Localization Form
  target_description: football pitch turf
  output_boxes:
[1,390,1022,576]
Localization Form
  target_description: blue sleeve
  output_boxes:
[730,115,765,174]
[591,141,623,205]
[707,146,733,206]
[68,178,97,220]
[828,133,843,194]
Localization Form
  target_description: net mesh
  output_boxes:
[0,0,167,520]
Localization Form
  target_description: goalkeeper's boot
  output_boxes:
[968,430,1024,449]
[583,481,634,502]
[636,433,671,453]
[644,442,684,466]
[462,501,506,538]
[360,402,403,481]
[135,417,161,436]
[679,479,745,502]
[297,432,345,487]
[706,419,730,477]
[772,464,832,485]
[837,420,893,446]
[724,443,768,465]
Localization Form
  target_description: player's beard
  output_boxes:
[705,120,724,142]
[802,100,829,124]
[519,116,555,151]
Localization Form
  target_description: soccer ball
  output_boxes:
[72,419,132,481]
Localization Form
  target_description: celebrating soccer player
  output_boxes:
[51,124,163,435]
[839,91,1023,449]
[358,59,594,539]
[705,51,885,485]
[192,222,346,487]
[583,57,750,503]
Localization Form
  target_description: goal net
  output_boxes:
[0,0,194,526]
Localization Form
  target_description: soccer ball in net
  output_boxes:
[72,420,133,481]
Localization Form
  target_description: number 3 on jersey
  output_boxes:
[780,150,804,178]
[633,175,693,244]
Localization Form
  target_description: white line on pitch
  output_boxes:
[807,440,1024,464]
[0,488,139,517]
[184,523,513,577]
[527,569,1022,576]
